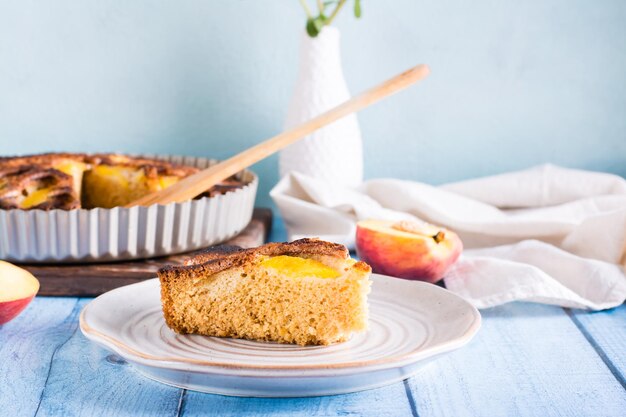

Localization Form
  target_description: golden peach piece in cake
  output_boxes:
[0,165,80,210]
[80,154,198,209]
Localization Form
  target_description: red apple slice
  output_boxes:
[356,219,463,283]
[0,261,40,325]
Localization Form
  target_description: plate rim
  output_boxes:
[80,274,481,372]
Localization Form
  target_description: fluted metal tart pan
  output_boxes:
[0,155,258,263]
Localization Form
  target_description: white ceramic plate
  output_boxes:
[80,274,481,397]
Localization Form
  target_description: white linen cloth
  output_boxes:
[270,165,626,310]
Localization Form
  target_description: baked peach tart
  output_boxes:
[158,239,372,346]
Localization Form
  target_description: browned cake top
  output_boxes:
[0,165,79,210]
[87,154,199,178]
[160,238,361,277]
[0,153,198,178]
[0,152,88,167]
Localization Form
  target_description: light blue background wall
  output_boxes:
[1,1,625,207]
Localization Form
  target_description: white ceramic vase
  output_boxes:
[279,27,363,187]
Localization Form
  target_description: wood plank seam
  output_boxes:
[403,379,420,417]
[564,308,626,391]
[175,389,187,417]
[32,299,83,416]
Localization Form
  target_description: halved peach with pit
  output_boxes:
[356,219,462,283]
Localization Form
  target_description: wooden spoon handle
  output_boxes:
[126,64,430,207]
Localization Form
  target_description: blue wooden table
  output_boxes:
[2,220,625,417]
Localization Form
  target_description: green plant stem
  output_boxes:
[325,0,347,25]
[316,0,324,14]
[299,0,312,18]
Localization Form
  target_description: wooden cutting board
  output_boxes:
[20,208,272,297]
